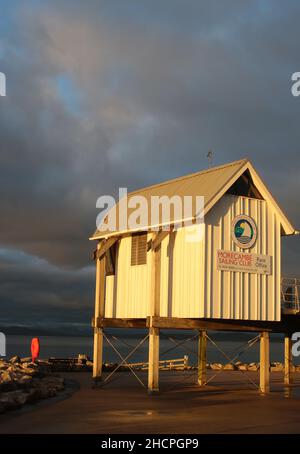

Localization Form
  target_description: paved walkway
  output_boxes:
[0,371,300,433]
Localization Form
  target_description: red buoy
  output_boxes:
[31,337,40,363]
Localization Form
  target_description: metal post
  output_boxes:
[198,330,207,386]
[260,331,270,393]
[284,334,293,385]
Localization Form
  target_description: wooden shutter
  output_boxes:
[131,233,147,266]
[106,243,117,275]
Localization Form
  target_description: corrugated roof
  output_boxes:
[90,158,295,239]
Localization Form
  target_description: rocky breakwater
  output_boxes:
[0,356,64,413]
[207,361,300,372]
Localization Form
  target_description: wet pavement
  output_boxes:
[0,371,300,433]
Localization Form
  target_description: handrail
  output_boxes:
[281,277,300,313]
[127,355,189,370]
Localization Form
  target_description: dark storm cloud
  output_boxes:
[0,247,94,327]
[0,0,300,327]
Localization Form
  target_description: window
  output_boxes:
[106,243,117,275]
[131,233,147,266]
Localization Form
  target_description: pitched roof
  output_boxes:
[90,158,296,239]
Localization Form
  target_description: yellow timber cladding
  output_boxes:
[204,194,281,321]
[104,193,281,322]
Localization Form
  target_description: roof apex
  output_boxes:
[90,157,296,239]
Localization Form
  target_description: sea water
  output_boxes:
[3,331,299,366]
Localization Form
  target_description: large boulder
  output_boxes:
[77,354,88,364]
[20,365,38,375]
[21,357,32,363]
[271,362,284,372]
[1,370,13,383]
[17,374,33,388]
[210,363,223,371]
[25,388,40,404]
[0,390,30,411]
[0,360,64,413]
[37,385,53,399]
[0,370,15,391]
[9,356,21,364]
[223,363,236,371]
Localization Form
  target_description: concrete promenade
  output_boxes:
[1,371,300,434]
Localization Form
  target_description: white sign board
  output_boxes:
[216,249,272,275]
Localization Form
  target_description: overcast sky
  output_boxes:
[0,0,300,331]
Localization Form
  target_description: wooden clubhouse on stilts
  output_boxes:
[90,158,299,393]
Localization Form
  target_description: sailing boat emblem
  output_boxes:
[232,215,257,249]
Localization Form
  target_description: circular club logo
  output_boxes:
[231,215,257,249]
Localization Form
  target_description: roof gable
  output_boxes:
[226,169,264,199]
[91,158,295,239]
